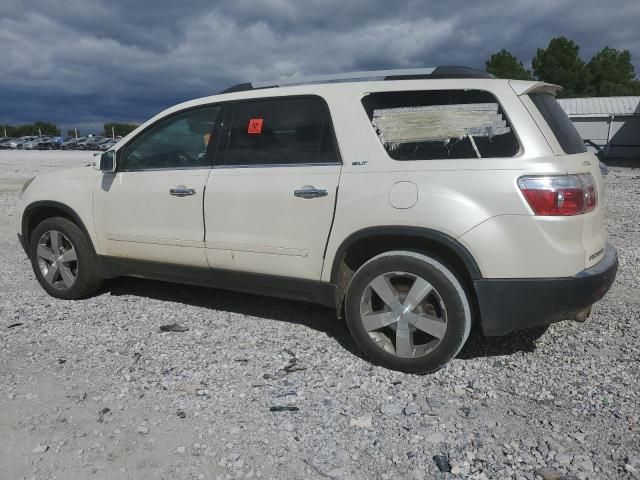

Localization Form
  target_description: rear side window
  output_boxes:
[224,97,339,166]
[528,93,586,154]
[361,90,520,161]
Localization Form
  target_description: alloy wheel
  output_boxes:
[359,271,447,358]
[36,230,78,290]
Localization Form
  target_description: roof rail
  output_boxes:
[218,66,494,94]
[218,82,254,94]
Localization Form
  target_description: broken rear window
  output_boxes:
[361,90,520,160]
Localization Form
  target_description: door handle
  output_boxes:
[293,186,328,199]
[170,185,196,197]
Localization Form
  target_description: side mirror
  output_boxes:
[99,150,116,172]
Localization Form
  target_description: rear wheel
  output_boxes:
[29,217,102,299]
[345,251,471,373]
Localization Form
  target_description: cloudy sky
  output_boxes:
[1,0,639,134]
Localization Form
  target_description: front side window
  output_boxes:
[121,105,221,170]
[224,97,338,166]
[361,90,520,160]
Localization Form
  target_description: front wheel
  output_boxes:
[29,217,102,299]
[345,251,472,373]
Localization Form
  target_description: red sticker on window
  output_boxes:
[247,118,263,134]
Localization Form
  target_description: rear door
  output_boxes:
[204,96,341,280]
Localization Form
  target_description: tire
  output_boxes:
[345,251,471,373]
[28,217,102,300]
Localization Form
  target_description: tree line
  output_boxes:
[1,122,139,138]
[1,122,60,137]
[102,122,139,137]
[486,36,640,97]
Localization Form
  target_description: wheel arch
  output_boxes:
[22,201,96,254]
[329,226,483,313]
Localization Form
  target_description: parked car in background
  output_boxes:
[35,137,67,150]
[77,136,106,150]
[60,137,86,150]
[4,137,30,149]
[2,138,21,149]
[98,138,119,151]
[16,136,40,149]
[23,137,44,150]
[95,138,117,150]
[54,136,72,149]
[56,136,72,148]
[35,135,120,151]
[0,138,16,149]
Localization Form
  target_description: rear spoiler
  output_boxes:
[509,80,561,96]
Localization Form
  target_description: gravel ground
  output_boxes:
[1,150,638,480]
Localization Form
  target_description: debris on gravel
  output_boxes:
[0,151,638,479]
[626,455,640,479]
[535,466,563,480]
[32,444,49,454]
[349,415,372,428]
[137,425,149,435]
[97,407,110,422]
[269,405,300,412]
[433,454,451,472]
[159,323,190,332]
[380,401,404,416]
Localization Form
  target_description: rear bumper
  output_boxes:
[474,244,618,336]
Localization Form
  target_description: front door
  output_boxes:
[93,105,222,267]
[204,96,342,280]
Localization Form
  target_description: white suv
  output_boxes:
[17,67,618,373]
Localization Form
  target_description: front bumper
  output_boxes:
[474,244,618,336]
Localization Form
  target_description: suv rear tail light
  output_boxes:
[517,174,597,216]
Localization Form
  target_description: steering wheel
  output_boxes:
[170,150,192,167]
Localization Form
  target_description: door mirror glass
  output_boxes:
[100,150,116,172]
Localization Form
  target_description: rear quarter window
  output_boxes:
[361,90,521,161]
[528,93,586,155]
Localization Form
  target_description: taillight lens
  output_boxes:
[578,173,597,212]
[517,174,597,216]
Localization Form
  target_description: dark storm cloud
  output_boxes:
[1,0,638,133]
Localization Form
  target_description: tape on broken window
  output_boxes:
[371,103,510,152]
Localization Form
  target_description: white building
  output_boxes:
[558,96,640,159]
